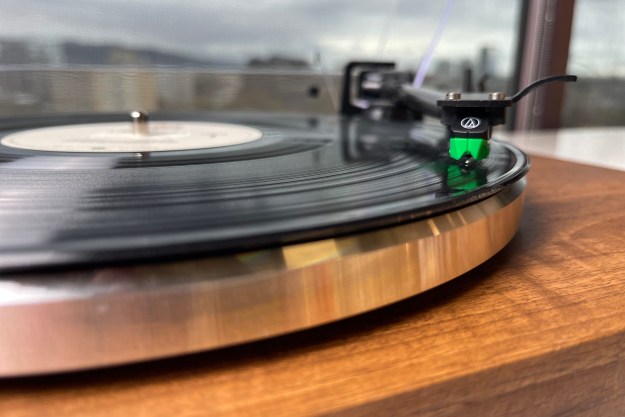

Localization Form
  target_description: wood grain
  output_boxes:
[2,156,625,417]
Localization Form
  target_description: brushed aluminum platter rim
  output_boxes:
[0,180,526,377]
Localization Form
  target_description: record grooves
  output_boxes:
[0,112,528,272]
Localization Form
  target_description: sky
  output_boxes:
[0,0,622,76]
[0,0,520,75]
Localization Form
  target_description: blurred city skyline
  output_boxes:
[0,0,520,76]
[1,1,622,77]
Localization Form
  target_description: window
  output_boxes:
[0,0,521,116]
[562,0,625,126]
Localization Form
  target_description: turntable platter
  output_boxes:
[0,112,528,376]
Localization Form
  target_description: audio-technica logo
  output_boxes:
[460,117,481,129]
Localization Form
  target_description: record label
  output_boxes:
[0,121,263,153]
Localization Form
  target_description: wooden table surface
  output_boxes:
[2,155,625,417]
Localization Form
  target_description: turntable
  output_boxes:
[0,63,577,377]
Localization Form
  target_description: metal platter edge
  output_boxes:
[0,179,526,377]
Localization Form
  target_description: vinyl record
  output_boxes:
[0,112,528,272]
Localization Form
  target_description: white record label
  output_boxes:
[0,121,263,153]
